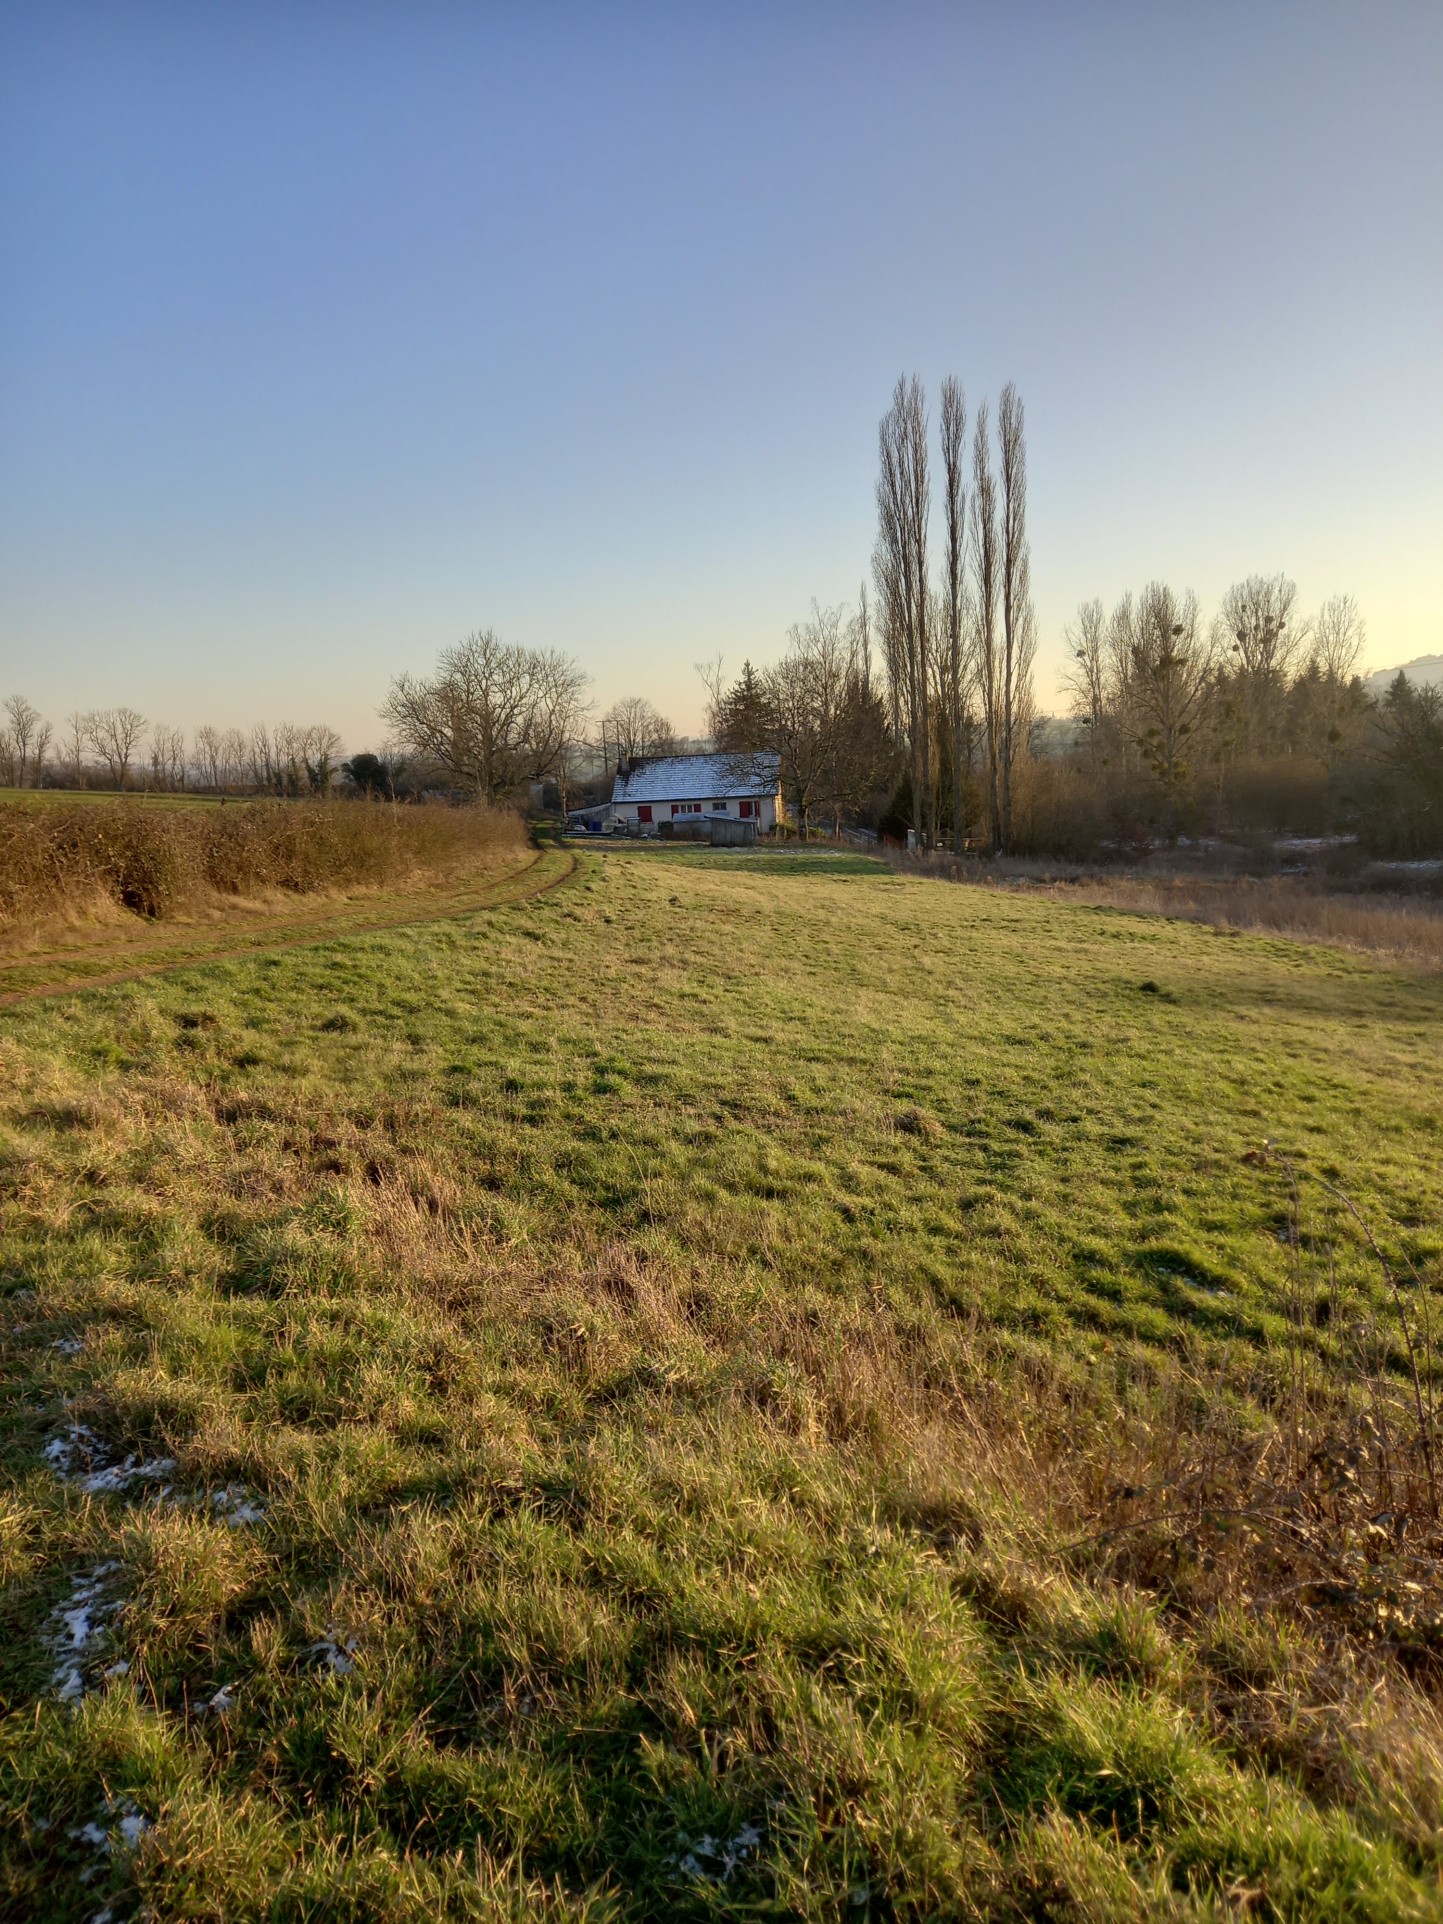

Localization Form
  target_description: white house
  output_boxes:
[609,751,783,835]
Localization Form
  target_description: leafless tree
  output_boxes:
[193,726,224,791]
[248,724,278,794]
[598,696,675,765]
[874,375,934,847]
[939,378,973,851]
[997,382,1036,852]
[1062,599,1108,761]
[764,603,889,835]
[220,728,248,792]
[1213,573,1309,755]
[382,630,590,802]
[1127,584,1212,829]
[1310,593,1366,683]
[971,402,1002,849]
[2,696,45,787]
[149,724,187,791]
[63,712,91,786]
[86,707,147,790]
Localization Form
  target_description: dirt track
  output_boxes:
[0,844,577,1008]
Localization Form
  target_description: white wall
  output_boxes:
[612,794,780,834]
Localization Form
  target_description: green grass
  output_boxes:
[1,846,1441,1919]
[0,787,226,805]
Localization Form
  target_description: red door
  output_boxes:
[637,805,652,823]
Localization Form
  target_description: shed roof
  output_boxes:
[611,751,780,804]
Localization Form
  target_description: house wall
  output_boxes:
[611,794,780,834]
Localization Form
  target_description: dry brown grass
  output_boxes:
[0,798,525,936]
[889,848,1443,967]
[1064,875,1443,968]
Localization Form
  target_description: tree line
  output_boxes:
[0,702,345,797]
[1052,576,1442,856]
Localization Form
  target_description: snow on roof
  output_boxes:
[612,751,780,805]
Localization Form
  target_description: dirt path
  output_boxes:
[0,844,578,1008]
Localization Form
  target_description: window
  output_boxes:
[709,801,727,812]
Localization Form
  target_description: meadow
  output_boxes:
[2,842,1441,1919]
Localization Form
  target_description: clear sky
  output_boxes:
[2,2,1440,750]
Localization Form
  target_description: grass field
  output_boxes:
[0,788,225,806]
[2,845,1441,1919]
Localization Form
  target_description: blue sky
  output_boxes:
[2,2,1440,748]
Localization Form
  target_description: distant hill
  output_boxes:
[1364,654,1443,696]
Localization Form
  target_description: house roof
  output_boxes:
[611,751,780,805]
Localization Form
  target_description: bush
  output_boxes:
[0,799,525,932]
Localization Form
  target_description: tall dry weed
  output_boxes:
[0,798,524,932]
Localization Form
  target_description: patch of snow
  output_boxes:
[308,1634,359,1676]
[43,1423,175,1497]
[69,1798,149,1864]
[50,1335,85,1356]
[47,1563,123,1704]
[206,1684,235,1714]
[207,1484,265,1526]
[674,1822,763,1883]
[115,1811,148,1851]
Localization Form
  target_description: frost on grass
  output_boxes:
[46,1563,123,1704]
[674,1823,763,1883]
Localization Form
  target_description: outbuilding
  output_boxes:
[609,751,783,835]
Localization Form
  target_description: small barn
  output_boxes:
[609,751,783,836]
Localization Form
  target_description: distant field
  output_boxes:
[2,845,1441,1918]
[0,786,225,805]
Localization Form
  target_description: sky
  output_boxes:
[2,2,1440,751]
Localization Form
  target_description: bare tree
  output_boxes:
[2,696,45,787]
[1062,599,1108,762]
[1311,593,1366,683]
[149,724,187,791]
[220,728,248,792]
[64,712,91,786]
[382,630,590,802]
[874,375,934,848]
[939,378,972,852]
[1213,574,1309,755]
[86,707,147,790]
[971,402,1002,849]
[1127,584,1212,830]
[249,724,279,794]
[764,603,889,835]
[193,726,223,792]
[598,696,675,765]
[997,382,1036,852]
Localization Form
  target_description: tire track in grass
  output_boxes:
[0,844,579,1007]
